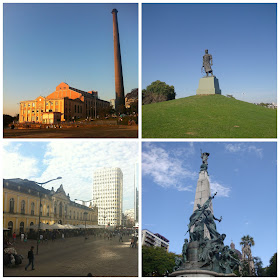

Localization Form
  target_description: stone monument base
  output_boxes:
[170,269,236,277]
[196,76,221,95]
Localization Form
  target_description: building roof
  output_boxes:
[3,178,96,212]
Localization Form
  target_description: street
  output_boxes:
[4,234,138,276]
[3,125,138,138]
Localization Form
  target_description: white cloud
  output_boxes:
[224,143,263,158]
[142,143,196,191]
[3,143,39,179]
[4,141,138,211]
[209,179,230,197]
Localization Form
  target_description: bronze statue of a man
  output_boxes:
[202,49,213,77]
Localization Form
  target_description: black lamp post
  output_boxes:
[34,177,62,255]
[84,212,88,238]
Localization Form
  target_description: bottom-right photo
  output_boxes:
[142,142,276,277]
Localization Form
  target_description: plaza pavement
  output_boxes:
[4,234,138,277]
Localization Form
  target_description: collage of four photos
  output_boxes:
[2,2,277,278]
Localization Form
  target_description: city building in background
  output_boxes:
[125,88,138,109]
[93,167,123,227]
[3,178,98,235]
[123,208,135,227]
[134,163,139,226]
[142,229,169,251]
[110,99,116,110]
[19,82,110,123]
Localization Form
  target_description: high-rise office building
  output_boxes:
[93,167,123,227]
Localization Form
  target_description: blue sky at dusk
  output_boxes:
[3,141,139,211]
[4,3,138,116]
[143,4,276,104]
[142,142,276,267]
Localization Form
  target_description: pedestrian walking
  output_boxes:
[119,234,123,242]
[12,232,16,243]
[21,232,24,242]
[25,246,35,271]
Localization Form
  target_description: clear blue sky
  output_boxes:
[143,4,276,104]
[142,142,277,267]
[3,3,138,116]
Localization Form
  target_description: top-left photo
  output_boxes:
[3,3,138,138]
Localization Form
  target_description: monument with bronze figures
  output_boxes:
[171,152,239,277]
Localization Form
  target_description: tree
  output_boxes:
[254,257,265,276]
[142,80,176,105]
[240,235,255,247]
[142,246,177,277]
[265,253,277,277]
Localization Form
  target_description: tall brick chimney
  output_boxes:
[112,8,125,113]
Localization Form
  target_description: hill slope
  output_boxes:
[142,95,277,138]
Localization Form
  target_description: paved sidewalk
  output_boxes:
[4,235,138,276]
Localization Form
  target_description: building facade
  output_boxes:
[93,167,123,227]
[142,229,169,251]
[19,82,110,123]
[3,179,98,235]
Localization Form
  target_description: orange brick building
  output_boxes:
[19,82,110,123]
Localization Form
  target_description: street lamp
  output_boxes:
[34,177,62,255]
[84,212,88,239]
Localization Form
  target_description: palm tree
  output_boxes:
[240,235,255,247]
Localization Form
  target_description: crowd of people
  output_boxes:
[4,227,138,270]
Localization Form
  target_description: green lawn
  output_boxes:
[142,95,277,138]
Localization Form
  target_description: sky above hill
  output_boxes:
[3,141,139,211]
[142,142,276,267]
[142,3,276,104]
[3,3,138,116]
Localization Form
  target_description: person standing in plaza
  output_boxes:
[12,232,16,243]
[25,246,35,271]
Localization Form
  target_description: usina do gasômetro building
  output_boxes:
[3,179,98,235]
[19,82,110,124]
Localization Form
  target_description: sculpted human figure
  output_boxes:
[202,49,213,77]
[187,193,217,241]
[202,209,222,239]
[200,149,210,165]
[182,239,189,262]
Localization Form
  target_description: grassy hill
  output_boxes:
[142,95,277,138]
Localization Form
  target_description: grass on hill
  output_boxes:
[142,95,277,138]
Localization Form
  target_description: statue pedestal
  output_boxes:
[170,269,236,277]
[196,76,221,95]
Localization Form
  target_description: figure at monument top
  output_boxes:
[202,49,213,77]
[200,149,210,165]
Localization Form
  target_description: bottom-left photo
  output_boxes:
[3,140,139,277]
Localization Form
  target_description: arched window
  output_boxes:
[21,200,25,214]
[30,222,34,232]
[20,222,24,233]
[47,205,50,217]
[31,202,35,215]
[8,221,13,233]
[69,210,72,219]
[65,205,67,217]
[9,198,15,213]
[59,202,62,217]
[54,202,57,215]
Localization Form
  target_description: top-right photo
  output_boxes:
[142,3,276,138]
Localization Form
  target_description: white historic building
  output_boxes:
[93,167,123,227]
